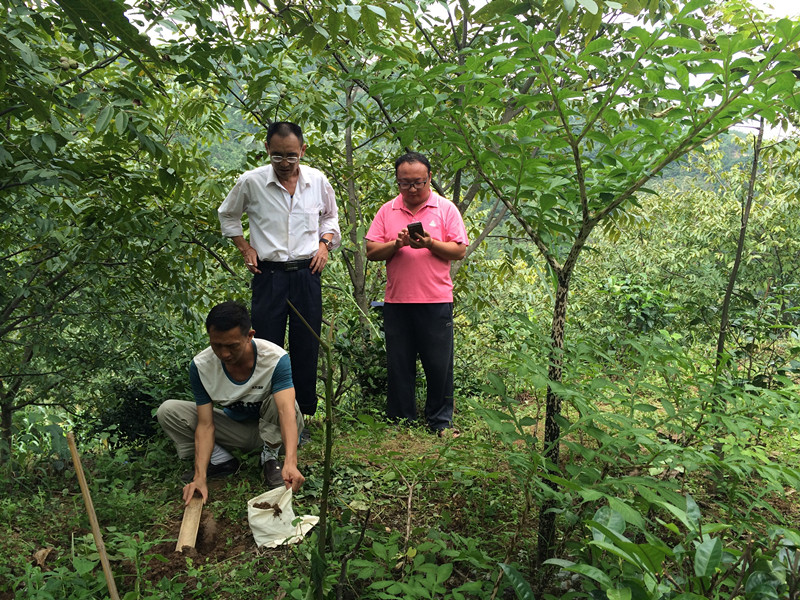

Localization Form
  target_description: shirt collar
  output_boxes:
[267,164,308,190]
[391,191,438,213]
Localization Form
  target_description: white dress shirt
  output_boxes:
[218,164,340,262]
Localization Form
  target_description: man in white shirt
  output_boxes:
[218,122,340,420]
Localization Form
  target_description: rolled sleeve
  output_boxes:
[218,176,247,238]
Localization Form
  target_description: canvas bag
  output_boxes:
[247,486,319,549]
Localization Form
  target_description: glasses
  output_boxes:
[269,154,301,164]
[397,178,428,190]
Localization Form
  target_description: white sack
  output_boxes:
[247,486,319,549]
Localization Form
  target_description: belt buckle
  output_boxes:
[285,261,299,272]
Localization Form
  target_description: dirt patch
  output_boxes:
[125,500,256,586]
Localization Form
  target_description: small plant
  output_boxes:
[546,495,800,600]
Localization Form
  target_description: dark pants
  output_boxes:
[383,302,454,431]
[252,264,321,416]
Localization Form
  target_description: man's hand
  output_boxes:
[282,464,305,492]
[408,229,431,250]
[241,245,262,274]
[310,242,329,274]
[183,479,208,505]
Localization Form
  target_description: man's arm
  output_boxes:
[311,178,340,274]
[409,233,467,261]
[366,229,409,262]
[318,178,341,248]
[182,402,214,505]
[274,387,305,491]
[219,176,262,274]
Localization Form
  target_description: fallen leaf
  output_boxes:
[33,547,54,567]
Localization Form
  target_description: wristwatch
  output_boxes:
[320,238,333,251]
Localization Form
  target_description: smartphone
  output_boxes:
[407,221,424,240]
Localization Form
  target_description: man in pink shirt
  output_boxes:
[365,152,468,435]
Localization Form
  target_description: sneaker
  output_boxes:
[262,458,284,488]
[181,457,240,483]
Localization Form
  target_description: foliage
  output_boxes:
[548,501,800,599]
[3,0,800,598]
[0,0,236,456]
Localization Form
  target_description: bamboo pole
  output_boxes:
[66,432,121,600]
[176,496,204,551]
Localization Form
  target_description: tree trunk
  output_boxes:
[536,269,570,567]
[342,88,370,322]
[714,118,764,380]
[0,399,11,465]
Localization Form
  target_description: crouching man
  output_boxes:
[157,301,305,505]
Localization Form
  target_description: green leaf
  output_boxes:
[693,536,722,577]
[10,85,50,121]
[685,495,701,530]
[72,555,98,575]
[366,5,386,18]
[96,105,114,133]
[54,0,159,61]
[346,5,361,20]
[498,563,535,600]
[607,588,632,600]
[436,562,453,584]
[608,497,645,528]
[591,506,626,540]
[115,111,129,135]
[577,0,599,15]
[565,563,614,588]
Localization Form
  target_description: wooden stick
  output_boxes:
[176,496,204,551]
[66,432,121,600]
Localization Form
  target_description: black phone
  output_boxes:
[407,221,424,239]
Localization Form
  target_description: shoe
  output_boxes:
[436,428,461,439]
[262,458,284,488]
[181,457,240,483]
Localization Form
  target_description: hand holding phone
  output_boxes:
[407,221,424,240]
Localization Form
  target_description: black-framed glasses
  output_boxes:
[270,154,301,164]
[397,178,428,190]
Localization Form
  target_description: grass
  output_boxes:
[3,381,800,599]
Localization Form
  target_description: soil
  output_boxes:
[126,500,256,586]
[252,501,282,516]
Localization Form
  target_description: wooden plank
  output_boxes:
[176,496,204,552]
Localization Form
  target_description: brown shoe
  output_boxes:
[262,458,284,488]
[437,428,461,439]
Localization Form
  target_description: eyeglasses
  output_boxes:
[269,154,301,164]
[397,178,428,190]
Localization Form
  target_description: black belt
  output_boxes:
[258,258,312,272]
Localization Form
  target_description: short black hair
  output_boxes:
[205,301,251,336]
[267,122,304,145]
[395,152,431,176]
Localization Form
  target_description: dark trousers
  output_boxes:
[383,302,454,431]
[251,265,321,416]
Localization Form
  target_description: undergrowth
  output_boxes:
[2,328,800,599]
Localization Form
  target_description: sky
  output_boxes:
[751,0,799,18]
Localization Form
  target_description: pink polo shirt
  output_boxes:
[365,192,468,303]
